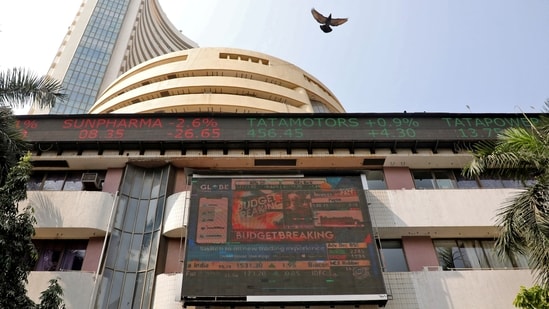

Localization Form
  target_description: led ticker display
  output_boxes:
[181,176,388,306]
[15,113,539,143]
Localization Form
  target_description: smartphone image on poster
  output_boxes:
[196,197,228,244]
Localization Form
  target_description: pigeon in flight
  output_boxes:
[311,8,348,33]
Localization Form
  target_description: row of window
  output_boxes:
[412,170,530,190]
[366,169,529,190]
[33,240,87,271]
[34,238,526,273]
[26,169,529,192]
[27,171,105,191]
[380,239,529,272]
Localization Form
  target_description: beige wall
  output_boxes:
[384,269,534,309]
[21,191,115,238]
[27,271,95,308]
[367,189,516,238]
[163,191,189,238]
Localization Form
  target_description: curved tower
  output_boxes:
[30,0,197,114]
[90,48,345,114]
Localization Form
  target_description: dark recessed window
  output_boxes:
[379,240,408,272]
[33,239,88,271]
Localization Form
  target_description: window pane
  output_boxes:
[380,240,408,272]
[114,195,128,228]
[95,268,113,309]
[478,176,503,188]
[501,179,523,188]
[412,171,435,189]
[127,234,143,272]
[141,173,153,199]
[133,272,145,306]
[43,174,65,191]
[115,232,132,270]
[60,249,85,270]
[120,273,137,308]
[134,200,149,234]
[105,229,121,268]
[434,171,456,189]
[456,240,483,269]
[107,271,124,309]
[480,240,513,269]
[63,172,83,191]
[434,240,465,270]
[122,198,139,232]
[139,233,152,271]
[365,170,387,189]
[145,200,157,233]
[512,253,530,268]
[35,249,62,271]
[27,172,45,190]
[454,171,479,189]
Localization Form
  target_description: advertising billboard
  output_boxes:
[181,176,387,306]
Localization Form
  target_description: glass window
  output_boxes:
[379,240,408,272]
[364,170,387,189]
[412,171,435,189]
[34,240,87,271]
[433,239,529,270]
[454,171,480,189]
[478,176,502,188]
[27,172,45,190]
[412,170,457,189]
[42,174,65,191]
[63,172,83,191]
[434,240,466,270]
[26,171,105,191]
[478,175,526,189]
[434,171,457,189]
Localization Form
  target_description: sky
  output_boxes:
[1,0,549,114]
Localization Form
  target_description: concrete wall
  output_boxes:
[27,271,96,308]
[163,191,189,238]
[367,189,517,238]
[384,269,534,309]
[20,191,115,238]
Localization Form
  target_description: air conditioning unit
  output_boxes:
[81,173,102,190]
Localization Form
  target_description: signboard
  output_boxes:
[181,176,387,306]
[15,113,539,143]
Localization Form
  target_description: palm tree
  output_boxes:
[0,67,65,109]
[463,102,549,286]
[0,68,65,307]
[0,67,65,185]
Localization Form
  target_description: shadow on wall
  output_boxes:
[365,190,407,230]
[28,192,64,229]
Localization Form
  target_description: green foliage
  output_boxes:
[513,285,549,309]
[38,279,65,309]
[0,154,38,308]
[463,101,549,287]
[0,67,65,109]
[0,69,66,307]
[0,106,29,186]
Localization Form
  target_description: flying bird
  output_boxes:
[311,8,348,33]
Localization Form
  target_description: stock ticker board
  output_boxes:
[15,113,539,143]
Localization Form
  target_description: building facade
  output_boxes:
[29,0,197,115]
[18,107,538,308]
